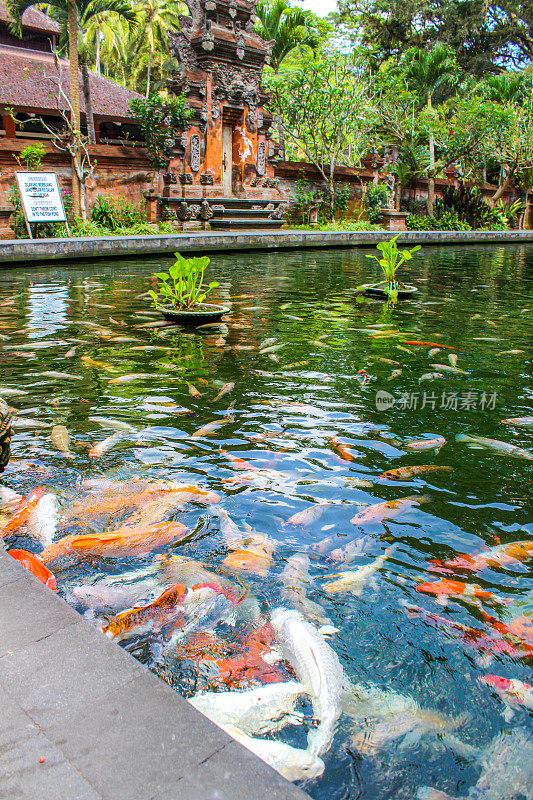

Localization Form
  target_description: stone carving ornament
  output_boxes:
[257,140,266,176]
[190,134,201,172]
[176,201,193,221]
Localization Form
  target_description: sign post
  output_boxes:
[15,172,70,239]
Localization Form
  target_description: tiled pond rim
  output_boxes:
[0,543,311,800]
[1,229,533,264]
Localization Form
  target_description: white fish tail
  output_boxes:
[27,493,57,548]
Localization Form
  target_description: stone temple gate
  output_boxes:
[158,0,286,230]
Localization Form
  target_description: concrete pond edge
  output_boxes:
[1,228,533,264]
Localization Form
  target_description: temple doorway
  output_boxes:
[222,125,233,196]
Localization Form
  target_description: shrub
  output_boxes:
[406,212,470,231]
[14,142,46,171]
[364,184,388,222]
[90,196,148,231]
[437,186,503,230]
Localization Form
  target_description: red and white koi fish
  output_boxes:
[88,432,123,458]
[1,487,46,537]
[416,579,500,607]
[480,674,533,717]
[430,540,533,574]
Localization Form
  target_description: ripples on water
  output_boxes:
[1,243,532,799]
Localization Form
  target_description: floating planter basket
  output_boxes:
[361,283,418,299]
[160,303,230,326]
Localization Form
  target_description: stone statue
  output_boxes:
[384,173,395,209]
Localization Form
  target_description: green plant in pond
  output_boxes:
[365,235,421,299]
[149,253,220,310]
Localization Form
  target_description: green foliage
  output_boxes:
[14,142,46,171]
[129,93,191,170]
[366,235,421,297]
[406,212,471,230]
[148,253,220,310]
[255,0,319,71]
[438,185,502,230]
[289,220,384,231]
[90,196,147,230]
[292,179,350,223]
[364,184,388,222]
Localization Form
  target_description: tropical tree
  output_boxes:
[404,44,459,214]
[268,48,379,218]
[133,0,185,98]
[255,0,319,72]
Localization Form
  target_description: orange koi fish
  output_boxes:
[103,583,188,642]
[1,487,46,537]
[40,520,188,566]
[380,465,452,481]
[351,495,429,525]
[223,545,273,576]
[417,579,497,606]
[7,549,57,590]
[430,540,533,574]
[214,623,288,688]
[403,341,455,350]
[327,437,355,462]
[220,449,256,471]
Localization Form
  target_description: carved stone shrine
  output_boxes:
[162,0,286,229]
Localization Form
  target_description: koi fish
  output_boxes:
[280,554,334,629]
[210,507,246,549]
[190,680,305,736]
[430,541,533,573]
[156,553,236,590]
[259,344,284,355]
[270,608,345,758]
[323,546,396,595]
[64,346,76,358]
[327,437,354,462]
[108,374,152,384]
[88,417,136,432]
[431,363,469,375]
[221,724,325,782]
[388,369,403,380]
[214,336,226,347]
[327,535,373,564]
[456,433,533,460]
[1,487,46,537]
[220,450,256,471]
[213,382,235,402]
[351,495,430,525]
[448,353,458,367]
[428,348,441,357]
[419,372,444,383]
[26,492,57,548]
[51,425,74,459]
[379,465,452,481]
[403,341,455,349]
[186,382,201,397]
[480,674,533,718]
[502,416,533,427]
[191,419,229,438]
[41,371,82,380]
[68,582,158,613]
[402,602,533,661]
[81,356,113,371]
[88,432,123,458]
[7,549,57,590]
[103,583,188,642]
[405,437,446,452]
[223,545,273,576]
[40,520,189,566]
[284,503,329,528]
[416,579,499,607]
[214,625,288,688]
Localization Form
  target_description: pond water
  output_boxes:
[1,243,532,800]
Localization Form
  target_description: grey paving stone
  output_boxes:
[0,545,27,588]
[46,671,244,800]
[0,570,77,657]
[0,619,144,729]
[0,682,102,800]
[154,738,312,800]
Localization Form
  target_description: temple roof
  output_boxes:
[0,46,141,121]
[0,0,60,34]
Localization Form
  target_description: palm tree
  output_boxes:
[255,0,318,159]
[404,44,459,215]
[132,0,185,98]
[44,0,137,143]
[255,0,318,72]
[393,139,430,209]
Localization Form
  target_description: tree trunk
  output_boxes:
[490,170,514,206]
[67,0,81,218]
[428,131,435,217]
[276,113,286,161]
[145,43,152,99]
[81,62,96,145]
[95,27,101,75]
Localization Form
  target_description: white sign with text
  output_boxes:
[15,172,67,224]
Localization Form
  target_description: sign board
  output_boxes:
[15,172,67,224]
